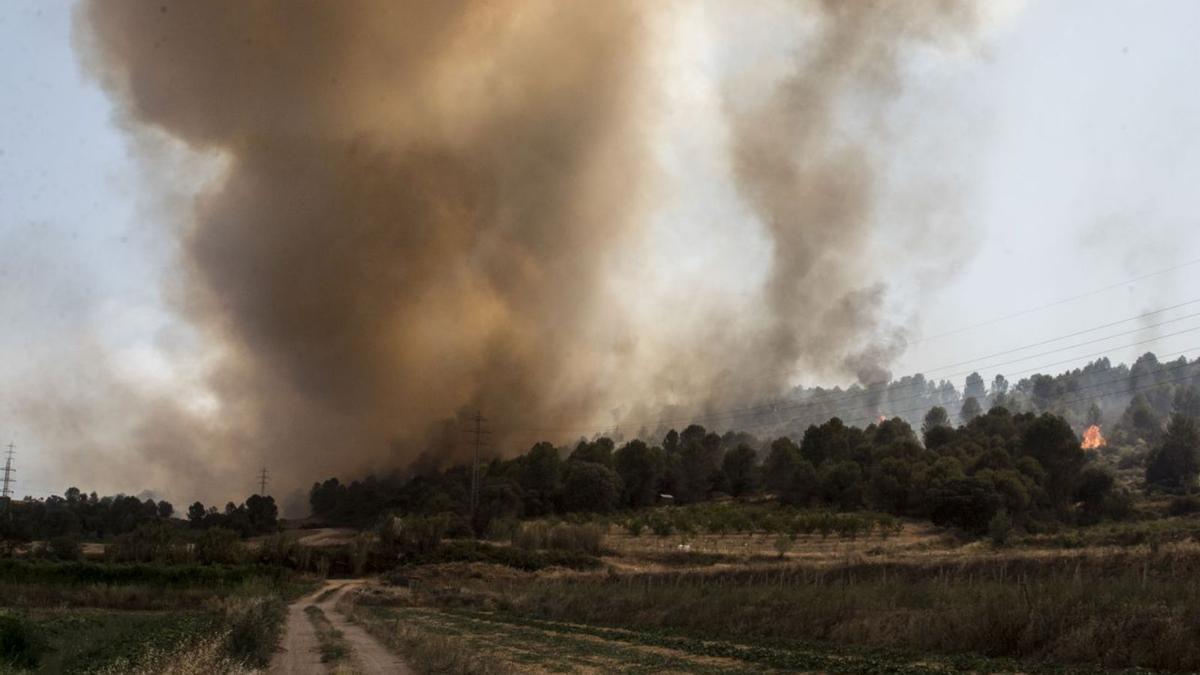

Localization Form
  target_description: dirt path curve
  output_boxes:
[269,579,412,675]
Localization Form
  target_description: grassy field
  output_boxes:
[8,505,1200,672]
[0,561,310,673]
[347,601,1124,674]
[344,512,1200,673]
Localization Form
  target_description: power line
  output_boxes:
[496,339,1200,442]
[464,411,490,520]
[1,443,15,499]
[936,323,1200,381]
[720,355,1198,435]
[832,363,1200,429]
[912,256,1200,344]
[921,299,1200,374]
[675,349,1200,435]
[498,306,1200,440]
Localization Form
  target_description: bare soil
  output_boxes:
[269,579,412,675]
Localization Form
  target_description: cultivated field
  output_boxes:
[7,506,1200,672]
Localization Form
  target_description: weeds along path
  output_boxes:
[270,579,412,675]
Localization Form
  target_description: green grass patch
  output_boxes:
[392,540,600,573]
[1,608,221,673]
[304,605,349,665]
[0,559,289,588]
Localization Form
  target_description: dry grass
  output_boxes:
[384,540,1200,672]
[346,603,513,674]
[304,605,350,665]
[94,629,253,675]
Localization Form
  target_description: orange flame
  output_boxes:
[1081,424,1106,450]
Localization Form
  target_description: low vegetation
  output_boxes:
[304,605,349,665]
[0,559,305,672]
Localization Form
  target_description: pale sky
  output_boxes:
[2,1,1199,500]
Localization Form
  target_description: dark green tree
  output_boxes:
[763,437,801,494]
[1146,414,1200,491]
[922,406,952,448]
[519,442,563,515]
[959,397,982,424]
[568,437,615,467]
[721,444,759,497]
[613,440,665,507]
[1020,413,1085,506]
[1174,386,1200,418]
[964,372,986,400]
[561,461,622,513]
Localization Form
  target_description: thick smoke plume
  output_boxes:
[69,1,986,503]
[728,0,980,391]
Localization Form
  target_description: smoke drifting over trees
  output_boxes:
[64,1,998,503]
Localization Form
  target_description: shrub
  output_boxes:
[47,536,82,561]
[0,614,41,669]
[194,528,246,565]
[512,521,550,551]
[222,596,285,667]
[256,532,298,567]
[1168,495,1200,517]
[513,522,603,556]
[772,536,793,559]
[391,540,600,573]
[548,523,603,555]
[650,517,673,537]
[484,517,518,542]
[107,522,191,564]
[988,510,1013,548]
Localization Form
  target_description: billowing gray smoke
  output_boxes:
[66,1,985,504]
[728,0,980,390]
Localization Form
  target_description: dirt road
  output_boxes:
[269,579,412,675]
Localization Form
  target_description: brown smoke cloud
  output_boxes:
[67,1,988,505]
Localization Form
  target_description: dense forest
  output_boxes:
[0,490,278,546]
[310,352,1200,536]
[3,353,1197,543]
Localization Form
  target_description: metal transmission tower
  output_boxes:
[257,467,269,496]
[464,412,490,521]
[1,443,15,499]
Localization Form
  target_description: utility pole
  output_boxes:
[465,411,489,521]
[257,466,269,496]
[1,443,15,499]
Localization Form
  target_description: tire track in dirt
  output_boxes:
[269,579,412,675]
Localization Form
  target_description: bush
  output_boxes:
[0,558,287,587]
[256,532,300,567]
[392,540,600,573]
[222,596,286,667]
[772,536,793,558]
[484,517,518,542]
[513,522,603,556]
[106,522,191,564]
[194,528,246,565]
[988,510,1013,548]
[47,536,82,561]
[548,523,603,555]
[0,614,41,669]
[1168,495,1200,517]
[378,514,450,559]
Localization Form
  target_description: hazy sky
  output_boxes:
[2,1,1199,501]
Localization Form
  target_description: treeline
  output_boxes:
[184,494,280,538]
[694,352,1200,443]
[0,489,278,545]
[310,406,1140,535]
